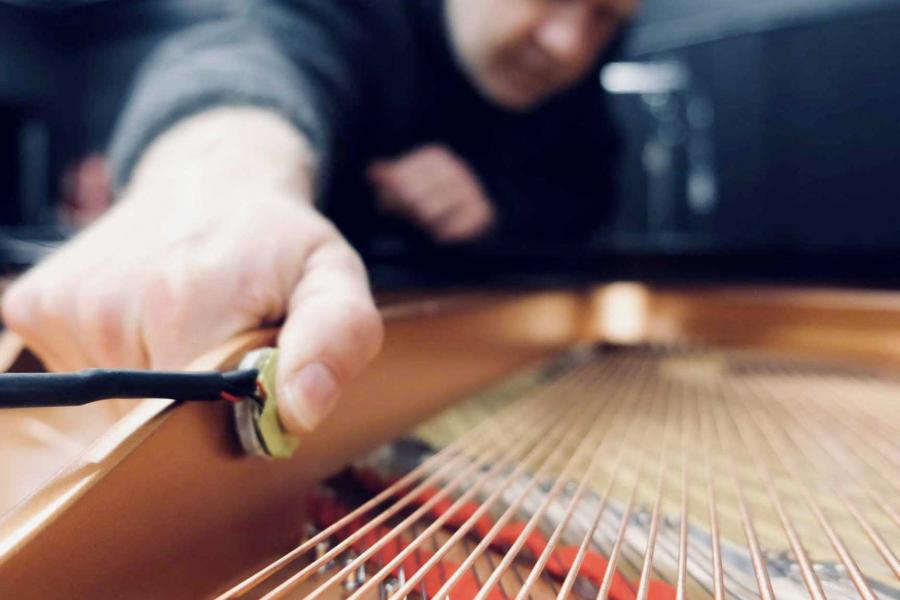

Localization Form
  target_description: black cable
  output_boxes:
[0,369,259,409]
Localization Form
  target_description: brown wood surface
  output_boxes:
[642,286,900,368]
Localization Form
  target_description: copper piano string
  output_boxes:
[751,376,877,552]
[357,356,646,600]
[480,353,659,600]
[815,397,900,478]
[610,349,890,598]
[815,372,900,453]
[616,359,752,598]
[653,349,893,597]
[675,379,690,600]
[262,352,627,599]
[675,374,694,600]
[270,390,569,600]
[767,374,900,578]
[634,371,678,600]
[459,532,487,595]
[324,352,648,600]
[619,374,724,600]
[726,368,895,593]
[583,366,690,600]
[457,352,707,599]
[666,358,802,599]
[788,395,900,533]
[736,394,877,598]
[486,356,655,599]
[425,353,658,600]
[667,381,719,599]
[797,370,900,474]
[796,377,900,509]
[698,386,725,600]
[793,384,900,579]
[219,427,473,597]
[705,382,776,600]
[729,383,878,599]
[594,374,661,600]
[624,368,687,600]
[694,367,829,600]
[554,387,641,599]
[600,347,691,600]
[291,361,601,600]
[341,378,599,600]
[713,365,884,598]
[515,357,658,600]
[218,358,566,598]
[223,346,900,599]
[701,382,793,599]
[732,382,875,600]
[603,357,709,597]
[642,351,698,596]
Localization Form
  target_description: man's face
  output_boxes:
[446,0,639,110]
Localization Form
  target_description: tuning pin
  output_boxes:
[314,536,337,574]
[303,523,320,542]
[341,550,367,592]
[380,567,406,600]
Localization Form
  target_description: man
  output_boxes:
[2,0,637,435]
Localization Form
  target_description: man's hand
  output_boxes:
[368,144,495,243]
[1,108,383,434]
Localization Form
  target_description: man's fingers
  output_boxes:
[2,272,96,372]
[275,235,383,434]
[433,200,495,243]
[367,146,495,243]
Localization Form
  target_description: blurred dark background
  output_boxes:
[1,0,899,285]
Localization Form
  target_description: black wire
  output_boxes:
[0,369,259,409]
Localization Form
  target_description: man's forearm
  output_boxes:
[127,107,319,206]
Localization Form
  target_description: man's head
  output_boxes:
[446,0,639,111]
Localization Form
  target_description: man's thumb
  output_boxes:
[273,237,383,434]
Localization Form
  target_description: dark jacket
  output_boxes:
[109,0,621,255]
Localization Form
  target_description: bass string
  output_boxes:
[424,354,658,600]
[227,346,900,599]
[634,365,681,600]
[705,380,775,600]
[762,374,900,578]
[270,353,626,599]
[594,353,675,600]
[516,358,658,600]
[675,379,689,600]
[722,375,881,598]
[219,354,575,598]
[703,377,828,600]
[270,399,562,600]
[477,356,659,600]
[554,360,657,600]
[367,354,648,600]
[773,369,900,509]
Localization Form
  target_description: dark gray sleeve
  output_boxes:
[108,7,360,193]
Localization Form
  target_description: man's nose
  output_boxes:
[534,9,589,66]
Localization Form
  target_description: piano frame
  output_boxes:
[1,284,898,598]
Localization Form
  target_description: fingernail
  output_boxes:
[282,362,338,432]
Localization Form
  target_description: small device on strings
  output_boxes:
[231,347,299,459]
[0,346,298,459]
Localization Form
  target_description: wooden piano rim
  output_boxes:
[0,284,898,598]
